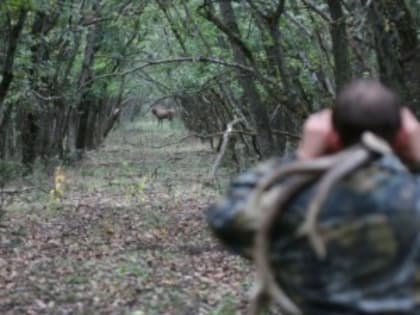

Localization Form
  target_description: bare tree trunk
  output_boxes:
[102,79,125,139]
[213,0,274,157]
[75,0,102,151]
[22,11,59,165]
[59,2,88,157]
[0,9,27,159]
[366,1,410,104]
[0,9,27,108]
[247,1,307,151]
[327,0,352,91]
[156,0,188,54]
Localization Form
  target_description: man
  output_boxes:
[207,79,420,314]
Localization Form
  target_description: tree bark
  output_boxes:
[0,9,27,159]
[211,0,274,156]
[75,0,102,151]
[327,0,352,91]
[22,11,58,165]
[0,9,27,108]
[366,1,414,106]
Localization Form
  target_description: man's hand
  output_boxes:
[297,109,340,160]
[394,108,420,163]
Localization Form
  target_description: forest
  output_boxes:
[1,0,419,314]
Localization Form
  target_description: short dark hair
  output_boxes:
[332,79,401,146]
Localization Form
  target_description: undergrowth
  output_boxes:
[0,117,252,315]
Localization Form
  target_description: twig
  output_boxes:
[25,89,64,102]
[0,187,32,194]
[150,134,196,149]
[209,118,243,180]
[300,0,331,22]
[151,128,300,150]
[284,12,313,38]
[271,129,301,140]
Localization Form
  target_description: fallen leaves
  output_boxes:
[0,125,251,315]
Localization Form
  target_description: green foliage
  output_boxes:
[1,0,32,10]
[0,0,384,163]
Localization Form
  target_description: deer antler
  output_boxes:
[247,132,391,315]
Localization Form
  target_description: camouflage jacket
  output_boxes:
[207,153,420,315]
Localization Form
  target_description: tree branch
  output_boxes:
[209,118,243,180]
[300,0,331,22]
[82,56,276,88]
[150,128,300,150]
[198,4,255,64]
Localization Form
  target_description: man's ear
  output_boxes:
[326,130,342,153]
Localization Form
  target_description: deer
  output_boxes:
[151,105,176,126]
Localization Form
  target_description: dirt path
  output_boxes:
[0,121,252,315]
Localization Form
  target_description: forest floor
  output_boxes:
[0,119,254,315]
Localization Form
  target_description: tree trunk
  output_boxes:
[367,1,414,106]
[21,113,40,166]
[0,9,27,108]
[75,0,102,151]
[327,0,352,91]
[217,0,274,157]
[22,11,58,165]
[0,9,27,159]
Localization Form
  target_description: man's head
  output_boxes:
[298,79,420,161]
[332,79,401,146]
